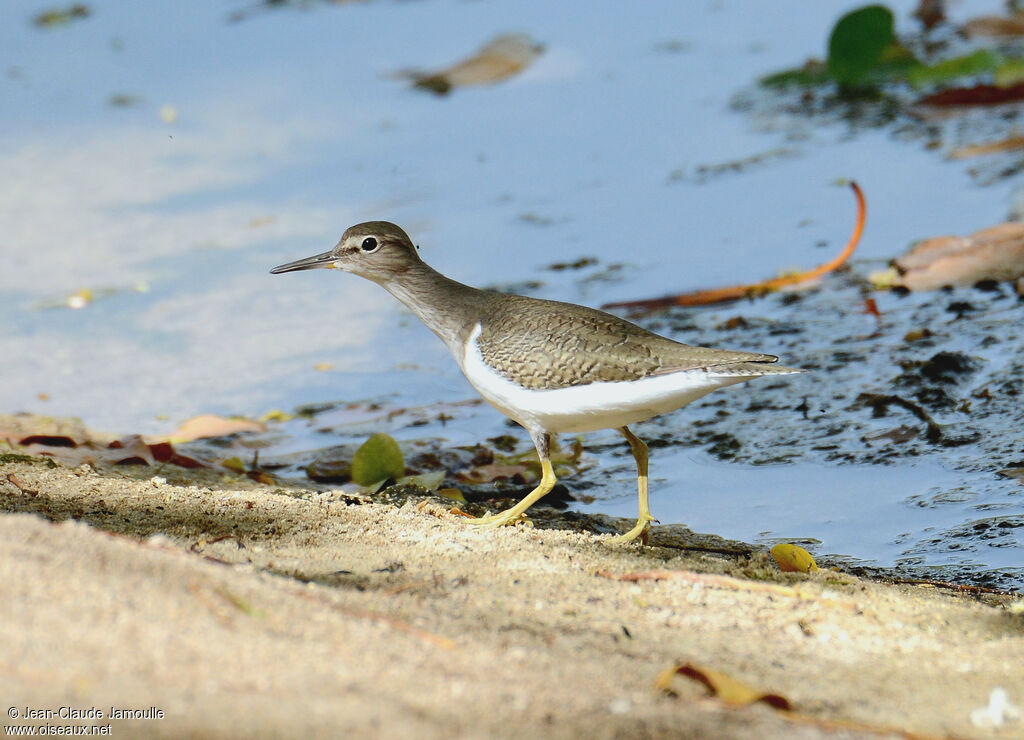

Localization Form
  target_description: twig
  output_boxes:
[5,473,37,496]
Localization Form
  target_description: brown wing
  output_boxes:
[475,295,787,390]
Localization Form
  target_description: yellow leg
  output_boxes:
[607,426,655,544]
[466,458,557,528]
[466,430,557,529]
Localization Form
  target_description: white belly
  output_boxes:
[459,324,752,434]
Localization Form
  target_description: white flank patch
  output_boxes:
[459,324,777,434]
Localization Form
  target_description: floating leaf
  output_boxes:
[917,81,1024,107]
[770,543,819,573]
[351,433,405,487]
[907,49,1002,87]
[827,5,896,87]
[656,663,793,710]
[951,135,1024,159]
[166,414,265,444]
[994,59,1024,87]
[404,34,544,95]
[759,60,830,88]
[963,13,1024,39]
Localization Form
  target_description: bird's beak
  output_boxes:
[269,250,338,274]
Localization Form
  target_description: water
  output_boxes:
[2,0,1021,587]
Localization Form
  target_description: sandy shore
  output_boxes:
[1,457,1022,739]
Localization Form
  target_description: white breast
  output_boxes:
[458,323,754,435]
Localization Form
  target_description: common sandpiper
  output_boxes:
[271,222,801,543]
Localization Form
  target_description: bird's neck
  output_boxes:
[379,259,487,354]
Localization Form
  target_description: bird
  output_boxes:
[271,222,802,543]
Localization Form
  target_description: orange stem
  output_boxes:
[603,181,866,311]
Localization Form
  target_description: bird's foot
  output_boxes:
[606,514,657,545]
[463,509,532,529]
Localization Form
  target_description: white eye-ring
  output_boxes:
[360,237,380,252]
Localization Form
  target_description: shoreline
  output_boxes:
[2,457,1022,738]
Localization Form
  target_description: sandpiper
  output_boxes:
[271,222,801,543]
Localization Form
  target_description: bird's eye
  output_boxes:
[361,237,379,252]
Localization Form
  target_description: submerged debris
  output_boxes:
[32,3,90,28]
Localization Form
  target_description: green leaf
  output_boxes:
[351,433,405,486]
[827,5,896,87]
[907,49,1003,87]
[759,62,830,88]
[995,58,1024,87]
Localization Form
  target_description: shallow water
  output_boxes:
[2,0,1021,587]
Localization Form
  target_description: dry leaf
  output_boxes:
[962,14,1024,38]
[656,663,793,710]
[917,82,1024,108]
[407,34,544,95]
[0,413,205,469]
[437,487,467,502]
[951,135,1024,159]
[770,543,819,573]
[165,414,265,444]
[891,222,1024,291]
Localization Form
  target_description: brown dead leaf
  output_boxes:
[962,13,1024,38]
[105,435,159,465]
[917,82,1024,108]
[999,466,1024,483]
[0,413,208,469]
[165,414,265,444]
[914,0,945,30]
[407,34,544,95]
[891,222,1024,291]
[951,135,1024,159]
[656,662,793,710]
